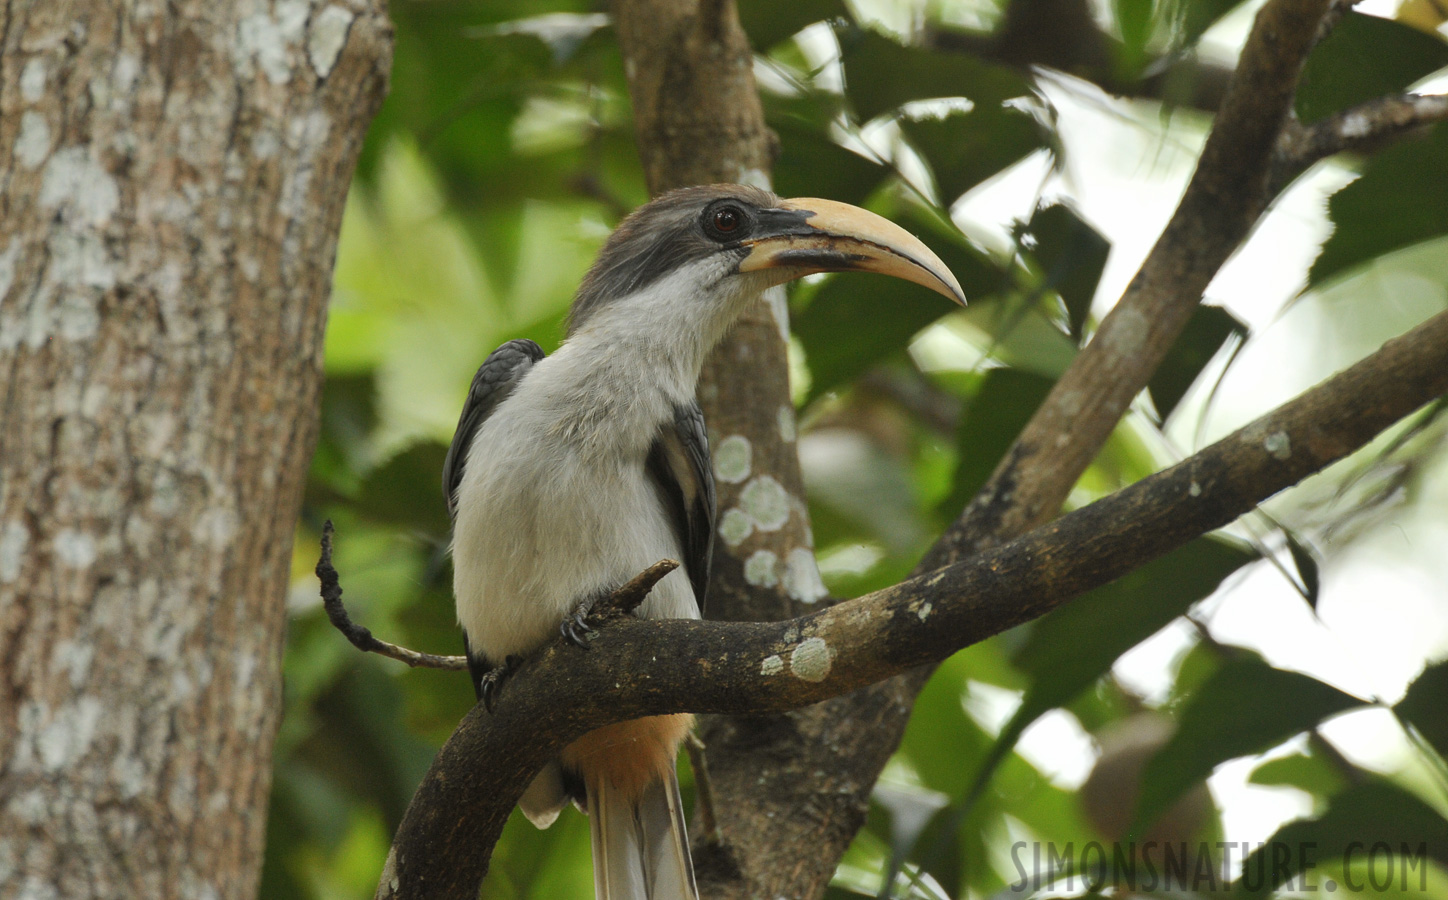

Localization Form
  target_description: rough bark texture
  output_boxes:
[373,306,1448,900]
[0,2,391,898]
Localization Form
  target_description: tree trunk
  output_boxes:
[0,2,390,897]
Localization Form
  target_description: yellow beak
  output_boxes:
[737,197,966,305]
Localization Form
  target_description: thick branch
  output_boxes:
[375,307,1448,900]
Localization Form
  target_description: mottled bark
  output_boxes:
[0,1,390,898]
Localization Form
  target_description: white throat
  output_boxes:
[526,259,776,456]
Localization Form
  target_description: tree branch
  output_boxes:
[316,523,680,671]
[317,520,468,670]
[1271,93,1448,193]
[373,0,1414,895]
[607,0,1341,895]
[784,0,1335,893]
[375,307,1448,899]
[934,0,1332,566]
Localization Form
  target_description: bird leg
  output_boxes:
[560,594,604,649]
[479,654,523,713]
[560,559,682,649]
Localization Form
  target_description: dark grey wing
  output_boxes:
[445,339,544,697]
[443,338,545,520]
[646,402,717,616]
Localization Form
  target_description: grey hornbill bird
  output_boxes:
[442,184,964,900]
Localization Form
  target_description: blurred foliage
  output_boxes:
[267,1,1448,898]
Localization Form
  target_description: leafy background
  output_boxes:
[262,0,1448,897]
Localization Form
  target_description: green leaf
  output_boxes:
[840,28,1031,122]
[939,369,1056,517]
[1396,659,1448,762]
[1236,780,1448,896]
[1296,13,1448,124]
[1177,0,1248,48]
[794,270,959,402]
[1022,204,1111,341]
[772,121,889,207]
[1114,0,1156,78]
[1283,530,1322,609]
[900,106,1047,204]
[1134,654,1363,837]
[962,539,1254,808]
[738,0,848,49]
[1247,748,1347,798]
[1311,124,1448,288]
[1147,305,1244,420]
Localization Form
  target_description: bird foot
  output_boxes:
[479,655,523,713]
[560,595,604,649]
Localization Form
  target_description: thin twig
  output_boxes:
[317,521,677,669]
[1271,93,1448,192]
[316,520,468,670]
[600,559,680,616]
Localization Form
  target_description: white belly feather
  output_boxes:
[450,358,700,665]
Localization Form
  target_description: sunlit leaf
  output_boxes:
[1296,13,1448,124]
[840,28,1031,121]
[1114,0,1156,78]
[1133,654,1363,837]
[1311,124,1448,288]
[1247,747,1347,798]
[901,106,1047,204]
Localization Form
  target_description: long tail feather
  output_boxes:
[588,771,698,900]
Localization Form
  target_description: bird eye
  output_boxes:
[713,207,741,233]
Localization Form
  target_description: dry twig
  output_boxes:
[317,521,468,670]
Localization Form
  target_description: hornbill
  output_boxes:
[443,184,964,900]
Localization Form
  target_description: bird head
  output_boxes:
[568,185,964,340]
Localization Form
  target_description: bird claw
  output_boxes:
[561,596,601,649]
[479,655,522,713]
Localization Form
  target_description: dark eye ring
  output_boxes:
[712,207,742,234]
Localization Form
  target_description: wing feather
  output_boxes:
[645,403,716,616]
[444,339,544,693]
[442,339,545,520]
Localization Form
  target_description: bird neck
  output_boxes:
[541,269,764,456]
